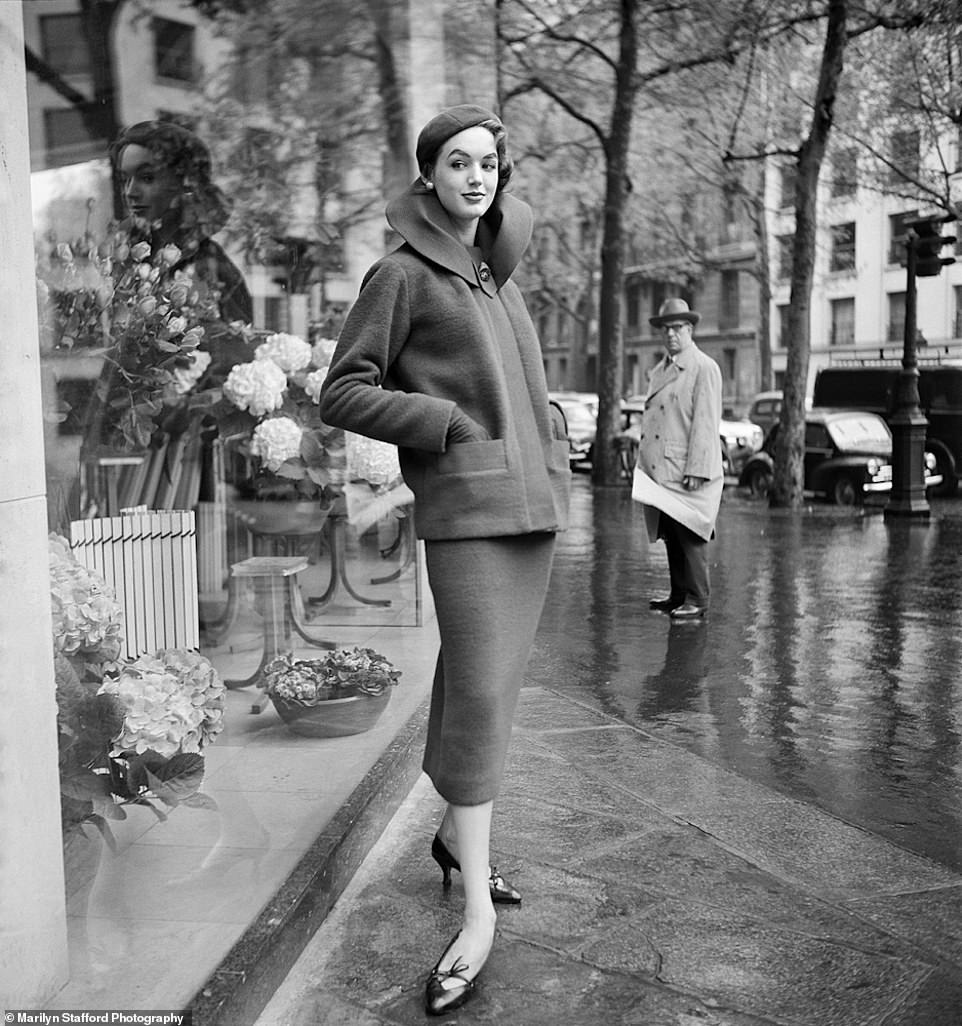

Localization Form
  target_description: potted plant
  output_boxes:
[50,535,225,855]
[262,647,401,737]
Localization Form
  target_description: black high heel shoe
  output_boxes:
[431,833,522,904]
[424,932,481,1016]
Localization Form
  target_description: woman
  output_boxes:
[80,122,253,514]
[109,119,253,382]
[320,105,570,1015]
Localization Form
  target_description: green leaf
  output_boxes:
[61,771,114,802]
[300,431,326,465]
[274,460,307,480]
[144,753,205,806]
[180,791,219,812]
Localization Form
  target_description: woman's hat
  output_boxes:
[416,104,501,171]
[649,297,700,327]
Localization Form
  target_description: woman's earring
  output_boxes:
[424,180,433,189]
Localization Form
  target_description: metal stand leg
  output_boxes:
[222,556,335,712]
[305,515,391,612]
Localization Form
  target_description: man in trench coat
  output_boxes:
[632,298,723,620]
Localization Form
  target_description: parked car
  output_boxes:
[738,408,942,505]
[549,391,598,468]
[812,364,962,496]
[748,390,783,435]
[616,396,763,478]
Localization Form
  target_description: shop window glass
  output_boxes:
[154,18,196,83]
[41,13,91,76]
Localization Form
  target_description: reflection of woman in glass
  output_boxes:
[80,121,253,513]
[321,105,571,1015]
[109,120,253,380]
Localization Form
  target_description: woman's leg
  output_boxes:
[433,800,496,976]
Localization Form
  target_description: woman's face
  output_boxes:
[119,143,180,224]
[425,126,499,244]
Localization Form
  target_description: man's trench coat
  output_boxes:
[632,343,724,543]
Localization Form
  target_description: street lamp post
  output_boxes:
[885,214,956,521]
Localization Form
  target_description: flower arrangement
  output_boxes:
[211,332,347,502]
[36,228,247,451]
[49,533,125,671]
[264,647,401,705]
[50,534,225,844]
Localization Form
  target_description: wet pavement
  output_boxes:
[246,477,962,1026]
[537,481,962,875]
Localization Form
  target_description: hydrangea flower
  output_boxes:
[311,337,338,372]
[250,416,304,470]
[256,332,313,373]
[303,368,327,404]
[99,649,224,759]
[223,358,288,416]
[346,433,401,487]
[48,534,125,663]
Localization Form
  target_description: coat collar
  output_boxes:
[385,180,532,290]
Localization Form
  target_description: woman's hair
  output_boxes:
[421,118,513,191]
[109,120,230,239]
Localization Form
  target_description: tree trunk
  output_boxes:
[591,0,637,487]
[79,0,124,216]
[753,175,773,392]
[366,0,412,198]
[771,0,848,507]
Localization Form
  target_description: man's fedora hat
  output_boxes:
[649,297,700,327]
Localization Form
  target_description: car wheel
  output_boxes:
[746,466,772,498]
[928,442,958,497]
[831,473,860,506]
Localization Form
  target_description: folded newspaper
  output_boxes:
[631,466,716,541]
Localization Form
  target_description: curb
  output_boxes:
[188,696,431,1026]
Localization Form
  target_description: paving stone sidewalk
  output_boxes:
[253,685,962,1026]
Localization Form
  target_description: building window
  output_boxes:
[777,235,793,281]
[648,282,668,327]
[954,287,962,339]
[776,304,790,349]
[887,292,906,342]
[890,128,920,182]
[830,223,856,273]
[719,270,740,331]
[625,280,642,329]
[722,347,736,384]
[830,146,857,198]
[43,107,101,168]
[40,14,91,76]
[779,163,797,209]
[153,18,196,83]
[888,210,919,265]
[830,298,855,346]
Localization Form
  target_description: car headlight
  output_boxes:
[867,458,881,476]
[924,451,937,472]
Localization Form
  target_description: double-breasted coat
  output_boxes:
[635,342,723,542]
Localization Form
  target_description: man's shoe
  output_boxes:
[649,596,684,611]
[670,602,706,620]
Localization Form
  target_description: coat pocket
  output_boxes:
[436,439,508,474]
[665,441,688,465]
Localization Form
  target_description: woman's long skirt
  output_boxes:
[422,532,556,805]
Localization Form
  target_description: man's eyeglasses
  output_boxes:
[662,322,691,335]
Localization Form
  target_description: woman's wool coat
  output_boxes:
[319,182,571,541]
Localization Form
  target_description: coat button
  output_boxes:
[479,265,491,282]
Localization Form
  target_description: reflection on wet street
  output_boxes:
[535,476,962,871]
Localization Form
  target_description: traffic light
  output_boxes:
[907,214,957,277]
